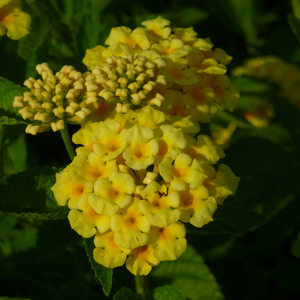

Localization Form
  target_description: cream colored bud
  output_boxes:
[143,172,158,184]
[23,79,33,89]
[106,80,119,91]
[29,100,41,109]
[86,96,98,104]
[145,69,155,77]
[145,62,155,69]
[57,119,64,130]
[136,73,147,82]
[61,77,72,86]
[39,113,51,123]
[42,91,52,99]
[26,124,39,135]
[41,102,53,110]
[55,83,63,94]
[134,185,144,195]
[138,90,146,99]
[131,94,140,104]
[128,82,140,91]
[156,75,166,85]
[66,106,75,115]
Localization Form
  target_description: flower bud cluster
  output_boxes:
[51,105,240,275]
[13,63,93,135]
[83,16,240,125]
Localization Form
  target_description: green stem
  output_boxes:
[60,121,75,161]
[135,275,147,298]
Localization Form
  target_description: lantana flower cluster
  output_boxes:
[233,56,300,126]
[82,16,240,125]
[48,16,240,275]
[0,0,32,40]
[51,106,240,275]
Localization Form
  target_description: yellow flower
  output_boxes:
[140,181,181,227]
[147,222,187,261]
[178,187,217,228]
[68,195,110,238]
[105,26,151,51]
[72,122,99,156]
[183,134,225,164]
[122,125,159,170]
[133,105,165,129]
[162,57,199,86]
[151,39,192,58]
[89,171,135,216]
[140,15,171,41]
[91,119,127,161]
[50,167,92,209]
[111,197,151,249]
[159,153,207,191]
[204,164,240,205]
[0,1,30,40]
[126,245,160,275]
[94,230,131,268]
[154,124,187,163]
[68,152,118,187]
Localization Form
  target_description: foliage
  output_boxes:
[1,0,300,299]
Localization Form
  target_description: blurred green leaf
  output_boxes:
[84,237,113,296]
[292,0,300,19]
[187,198,266,236]
[152,245,224,300]
[1,126,27,176]
[230,75,277,96]
[0,116,27,126]
[0,77,26,120]
[0,297,30,300]
[291,231,300,258]
[151,285,186,300]
[17,17,52,78]
[113,287,142,300]
[288,13,300,42]
[206,0,257,44]
[0,166,68,219]
[173,6,208,27]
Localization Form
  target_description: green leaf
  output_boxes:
[0,166,68,219]
[187,198,266,236]
[0,77,27,120]
[151,286,186,300]
[1,125,27,176]
[113,287,142,300]
[206,0,258,44]
[0,116,27,126]
[292,0,300,19]
[288,13,300,42]
[0,297,30,300]
[291,231,300,258]
[84,237,113,296]
[230,75,277,97]
[151,245,224,300]
[0,215,38,259]
[17,17,52,78]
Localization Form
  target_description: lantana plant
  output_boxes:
[9,16,241,289]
